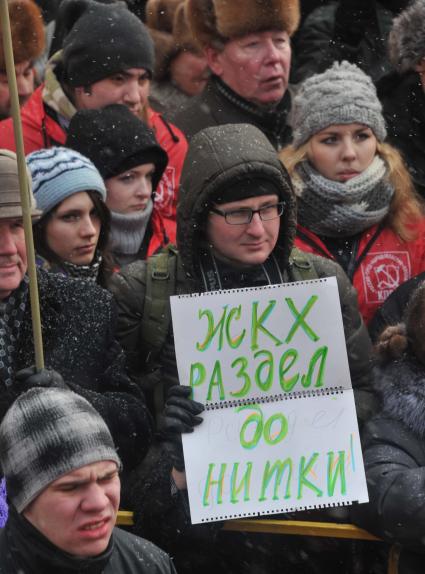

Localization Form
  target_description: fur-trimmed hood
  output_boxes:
[177,123,297,285]
[376,356,425,438]
[0,0,45,69]
[388,0,425,72]
[186,0,300,50]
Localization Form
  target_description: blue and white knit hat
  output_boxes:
[26,147,107,215]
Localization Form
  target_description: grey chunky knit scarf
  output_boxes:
[110,200,153,256]
[294,156,394,237]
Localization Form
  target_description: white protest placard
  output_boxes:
[170,278,368,524]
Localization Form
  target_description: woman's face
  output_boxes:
[307,123,377,182]
[45,191,101,265]
[105,163,155,214]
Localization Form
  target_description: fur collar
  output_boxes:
[376,356,425,438]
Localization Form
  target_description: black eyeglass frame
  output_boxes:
[210,201,286,225]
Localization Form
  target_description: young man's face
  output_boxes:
[0,218,27,300]
[73,68,150,116]
[206,194,281,268]
[0,60,35,120]
[24,460,120,558]
[206,30,291,106]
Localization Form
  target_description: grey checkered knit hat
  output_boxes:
[290,61,387,148]
[388,0,425,73]
[0,388,121,513]
[27,147,106,215]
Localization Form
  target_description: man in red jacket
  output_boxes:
[0,0,186,234]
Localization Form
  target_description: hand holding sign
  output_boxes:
[161,385,204,471]
[171,278,368,523]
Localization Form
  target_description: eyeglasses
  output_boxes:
[210,202,285,225]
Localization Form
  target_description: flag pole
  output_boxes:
[0,0,44,370]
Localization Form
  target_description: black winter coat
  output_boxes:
[1,269,152,471]
[171,75,292,151]
[292,1,395,84]
[351,356,425,574]
[378,71,425,199]
[0,508,176,574]
[369,271,425,342]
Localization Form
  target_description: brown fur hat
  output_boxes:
[186,0,300,50]
[147,0,201,80]
[0,0,45,70]
[146,0,182,33]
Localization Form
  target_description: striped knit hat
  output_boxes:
[0,387,121,513]
[26,147,107,215]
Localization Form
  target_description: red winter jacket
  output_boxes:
[295,222,425,325]
[0,86,187,247]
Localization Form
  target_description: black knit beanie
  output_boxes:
[66,104,168,189]
[0,388,121,513]
[213,177,284,205]
[58,0,155,86]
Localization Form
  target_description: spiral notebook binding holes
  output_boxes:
[204,386,344,411]
[200,499,355,522]
[177,278,328,299]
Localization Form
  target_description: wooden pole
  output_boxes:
[0,0,44,369]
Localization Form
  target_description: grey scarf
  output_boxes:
[294,156,394,237]
[110,200,153,257]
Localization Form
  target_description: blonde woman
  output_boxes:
[280,61,425,325]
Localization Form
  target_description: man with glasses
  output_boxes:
[108,123,375,573]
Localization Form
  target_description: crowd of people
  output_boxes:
[0,0,425,572]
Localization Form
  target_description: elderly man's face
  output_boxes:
[24,461,120,558]
[0,218,27,300]
[0,61,35,120]
[207,30,291,106]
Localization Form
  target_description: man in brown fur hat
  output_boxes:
[0,0,45,120]
[171,0,300,150]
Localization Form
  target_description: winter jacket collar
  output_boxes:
[42,51,77,124]
[208,76,292,150]
[4,506,113,574]
[213,75,291,129]
[376,356,425,439]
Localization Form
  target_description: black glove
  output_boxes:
[161,385,204,471]
[15,366,68,393]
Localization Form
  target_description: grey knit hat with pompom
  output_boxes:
[388,0,425,73]
[290,61,387,148]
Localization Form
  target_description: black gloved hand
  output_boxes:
[15,366,68,393]
[161,385,204,471]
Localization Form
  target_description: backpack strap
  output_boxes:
[288,247,319,281]
[140,245,178,365]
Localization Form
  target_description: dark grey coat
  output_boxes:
[352,356,425,573]
[292,1,395,84]
[0,518,177,574]
[2,269,152,471]
[171,75,292,151]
